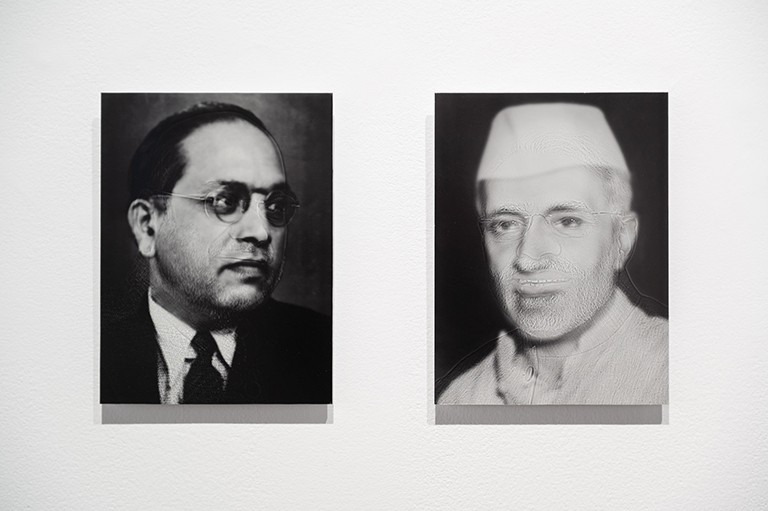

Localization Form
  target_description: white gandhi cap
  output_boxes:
[476,103,629,182]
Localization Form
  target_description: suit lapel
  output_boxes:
[121,297,162,403]
[224,300,283,403]
[225,321,262,403]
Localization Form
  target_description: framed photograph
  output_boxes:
[435,93,668,408]
[100,93,333,405]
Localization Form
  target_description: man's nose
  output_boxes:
[231,201,271,244]
[516,215,561,259]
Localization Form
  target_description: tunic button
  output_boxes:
[525,366,534,381]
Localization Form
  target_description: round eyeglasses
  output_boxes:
[478,210,622,242]
[156,189,300,227]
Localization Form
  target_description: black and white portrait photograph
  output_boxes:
[100,93,332,405]
[435,93,668,406]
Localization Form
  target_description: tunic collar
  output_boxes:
[494,289,640,403]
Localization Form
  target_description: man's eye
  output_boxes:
[552,214,587,230]
[558,217,582,227]
[209,192,240,213]
[265,199,288,213]
[490,218,523,234]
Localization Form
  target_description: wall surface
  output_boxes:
[2,0,768,509]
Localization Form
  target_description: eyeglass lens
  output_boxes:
[206,189,298,227]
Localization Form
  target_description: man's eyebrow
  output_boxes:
[487,204,529,216]
[544,201,591,214]
[202,180,290,194]
[486,201,590,217]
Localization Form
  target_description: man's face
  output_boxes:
[479,167,623,341]
[151,119,287,322]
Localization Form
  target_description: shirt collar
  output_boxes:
[148,290,237,376]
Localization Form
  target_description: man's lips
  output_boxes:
[511,275,569,296]
[220,258,271,275]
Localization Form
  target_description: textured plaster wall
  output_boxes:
[2,0,767,509]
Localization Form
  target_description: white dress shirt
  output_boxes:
[148,291,237,404]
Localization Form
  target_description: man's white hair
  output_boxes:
[590,165,633,213]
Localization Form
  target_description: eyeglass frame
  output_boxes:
[477,209,627,242]
[152,188,300,227]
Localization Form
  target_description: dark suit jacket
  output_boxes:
[101,298,332,404]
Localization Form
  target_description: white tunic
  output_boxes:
[438,290,668,405]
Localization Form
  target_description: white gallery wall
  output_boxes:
[2,0,767,508]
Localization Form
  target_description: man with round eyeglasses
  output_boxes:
[101,101,331,405]
[438,102,668,405]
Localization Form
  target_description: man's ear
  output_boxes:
[127,199,158,258]
[616,212,639,270]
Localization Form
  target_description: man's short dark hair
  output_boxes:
[129,102,279,208]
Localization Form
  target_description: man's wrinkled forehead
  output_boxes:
[475,103,628,183]
[477,167,609,214]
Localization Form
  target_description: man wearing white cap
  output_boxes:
[438,103,668,405]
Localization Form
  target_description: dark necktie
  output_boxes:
[183,331,224,404]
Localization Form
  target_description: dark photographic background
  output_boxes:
[101,93,333,317]
[435,93,668,385]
